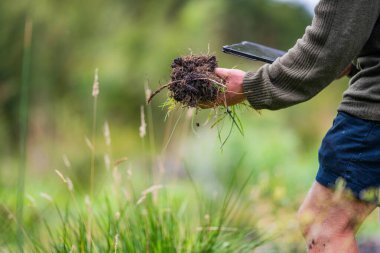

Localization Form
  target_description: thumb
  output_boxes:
[215,68,230,79]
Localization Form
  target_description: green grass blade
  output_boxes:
[16,18,33,253]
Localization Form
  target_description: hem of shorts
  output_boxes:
[316,166,379,206]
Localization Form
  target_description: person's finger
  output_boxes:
[215,68,230,79]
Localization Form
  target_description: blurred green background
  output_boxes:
[1,0,379,252]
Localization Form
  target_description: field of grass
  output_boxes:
[1,71,271,252]
[1,63,380,252]
[1,1,379,252]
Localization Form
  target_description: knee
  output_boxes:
[296,204,356,240]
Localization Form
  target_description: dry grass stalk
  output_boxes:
[104,154,111,171]
[40,193,53,202]
[141,184,163,195]
[85,137,94,151]
[104,121,111,146]
[114,234,119,253]
[26,194,36,207]
[113,157,128,167]
[55,170,67,183]
[139,106,147,138]
[144,83,152,105]
[55,170,74,192]
[69,245,76,253]
[62,154,71,168]
[92,68,99,97]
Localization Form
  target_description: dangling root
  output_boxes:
[147,82,176,104]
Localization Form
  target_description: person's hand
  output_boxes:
[200,68,247,108]
[215,68,247,106]
[336,64,353,79]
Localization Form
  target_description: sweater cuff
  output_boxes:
[243,71,270,110]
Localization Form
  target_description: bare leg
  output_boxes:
[298,182,376,253]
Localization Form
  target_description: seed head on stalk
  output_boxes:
[92,68,99,97]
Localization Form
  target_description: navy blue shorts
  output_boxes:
[316,111,380,205]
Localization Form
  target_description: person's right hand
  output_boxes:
[214,68,247,107]
[200,68,247,108]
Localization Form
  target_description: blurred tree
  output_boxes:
[0,0,311,157]
[220,0,311,50]
[0,2,26,152]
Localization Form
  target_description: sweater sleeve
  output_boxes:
[243,0,380,110]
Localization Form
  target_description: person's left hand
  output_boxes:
[200,68,247,108]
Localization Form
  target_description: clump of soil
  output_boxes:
[148,55,225,108]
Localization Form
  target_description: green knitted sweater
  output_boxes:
[243,0,380,121]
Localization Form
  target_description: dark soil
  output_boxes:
[148,55,225,108]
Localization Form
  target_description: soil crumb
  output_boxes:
[148,55,225,108]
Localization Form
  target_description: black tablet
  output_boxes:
[222,41,286,64]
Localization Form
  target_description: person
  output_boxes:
[213,0,380,252]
